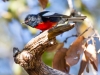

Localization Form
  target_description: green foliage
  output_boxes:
[42,51,55,66]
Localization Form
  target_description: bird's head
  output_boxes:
[24,14,41,27]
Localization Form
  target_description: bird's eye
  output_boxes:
[28,17,32,21]
[28,17,36,22]
[27,16,32,21]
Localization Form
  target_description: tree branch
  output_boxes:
[13,23,75,75]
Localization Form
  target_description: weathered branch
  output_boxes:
[13,23,75,75]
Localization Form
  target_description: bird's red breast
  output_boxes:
[34,21,57,31]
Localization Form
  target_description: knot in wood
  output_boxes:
[14,50,34,69]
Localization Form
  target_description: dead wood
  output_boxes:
[13,24,74,75]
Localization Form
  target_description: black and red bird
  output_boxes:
[24,11,86,31]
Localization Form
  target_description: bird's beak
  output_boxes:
[21,22,25,25]
[25,20,29,23]
[21,20,29,25]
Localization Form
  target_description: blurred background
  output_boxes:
[0,0,100,75]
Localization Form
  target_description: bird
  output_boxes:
[24,11,86,31]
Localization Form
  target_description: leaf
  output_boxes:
[65,36,85,66]
[84,44,98,71]
[38,0,48,9]
[86,62,89,73]
[46,43,64,52]
[78,53,89,75]
[52,48,70,73]
[79,43,98,75]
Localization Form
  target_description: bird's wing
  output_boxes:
[38,11,86,23]
[38,11,49,16]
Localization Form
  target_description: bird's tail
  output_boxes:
[57,16,86,24]
[67,16,86,22]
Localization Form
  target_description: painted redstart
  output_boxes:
[24,11,86,31]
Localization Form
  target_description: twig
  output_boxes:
[79,26,91,36]
[64,24,90,42]
[67,0,75,16]
[67,0,81,36]
[94,30,100,41]
[86,32,96,46]
[64,34,78,42]
[67,0,74,9]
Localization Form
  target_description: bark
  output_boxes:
[13,24,75,75]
